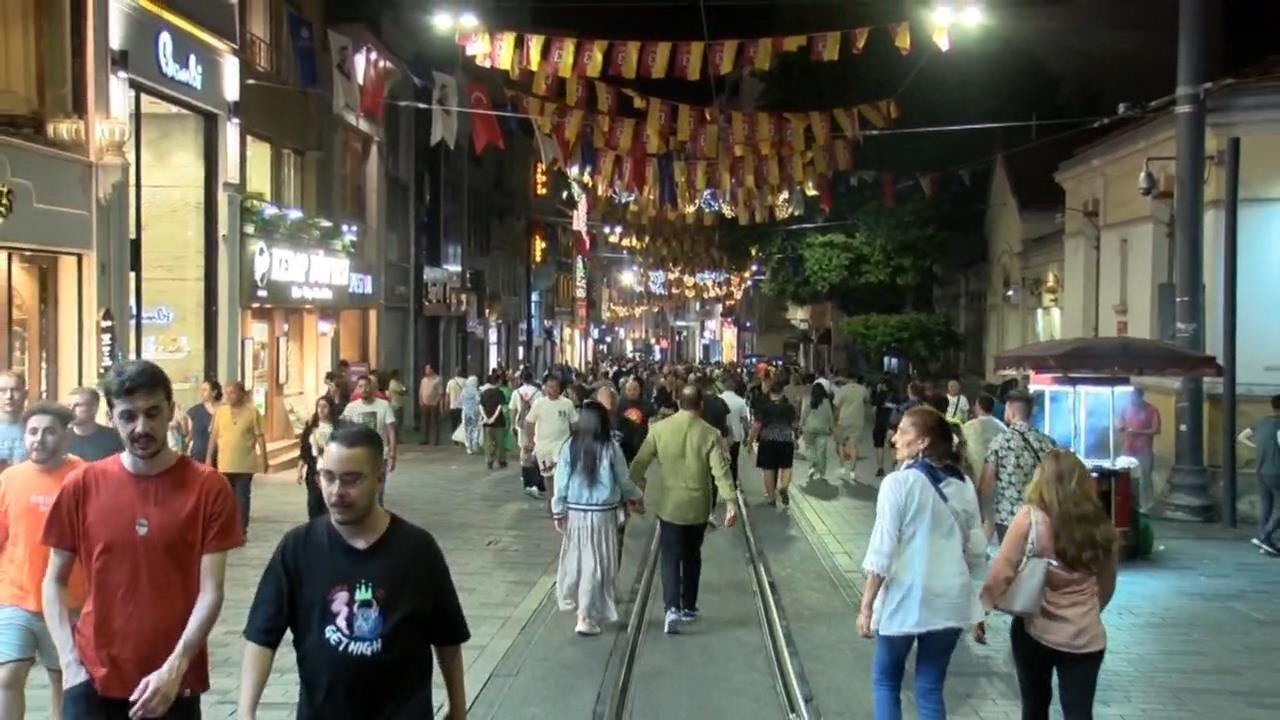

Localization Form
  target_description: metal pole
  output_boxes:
[1163,0,1214,521]
[1222,136,1240,528]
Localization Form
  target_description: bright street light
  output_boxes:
[960,5,985,26]
[430,10,454,32]
[931,6,955,27]
[619,269,637,288]
[458,11,480,30]
[931,3,984,28]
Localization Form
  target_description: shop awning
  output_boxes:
[994,337,1223,378]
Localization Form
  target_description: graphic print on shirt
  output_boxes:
[623,407,647,427]
[351,410,381,432]
[325,581,384,656]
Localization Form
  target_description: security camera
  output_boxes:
[1137,165,1157,197]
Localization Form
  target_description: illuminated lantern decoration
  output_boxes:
[534,161,550,197]
[531,229,548,264]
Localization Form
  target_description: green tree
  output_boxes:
[842,313,960,376]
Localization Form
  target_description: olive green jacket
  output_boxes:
[629,410,736,525]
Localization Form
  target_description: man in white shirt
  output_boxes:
[719,375,751,488]
[833,374,870,482]
[961,394,1006,535]
[445,370,466,443]
[522,376,577,513]
[418,363,443,445]
[341,375,398,502]
[945,379,971,423]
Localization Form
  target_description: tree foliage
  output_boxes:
[842,313,960,375]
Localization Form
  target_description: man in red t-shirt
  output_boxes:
[1120,387,1162,512]
[41,361,243,719]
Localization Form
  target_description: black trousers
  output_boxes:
[729,442,741,488]
[63,681,201,719]
[449,408,463,433]
[1011,618,1105,720]
[225,473,252,534]
[304,474,327,519]
[658,519,708,612]
[421,405,442,445]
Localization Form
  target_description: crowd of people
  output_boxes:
[0,363,467,720]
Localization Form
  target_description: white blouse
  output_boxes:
[862,465,987,635]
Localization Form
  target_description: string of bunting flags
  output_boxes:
[457,20,950,82]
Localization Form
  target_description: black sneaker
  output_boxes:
[487,461,494,470]
[499,462,509,468]
[779,488,790,507]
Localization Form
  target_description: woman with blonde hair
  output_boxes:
[982,449,1118,720]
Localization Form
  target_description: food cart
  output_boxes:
[994,337,1223,558]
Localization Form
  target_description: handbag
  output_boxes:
[996,507,1052,617]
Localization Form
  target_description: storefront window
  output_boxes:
[0,252,82,400]
[126,91,210,409]
[245,134,273,200]
[280,148,303,208]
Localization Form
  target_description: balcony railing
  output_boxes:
[245,31,275,73]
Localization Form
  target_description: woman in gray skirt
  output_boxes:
[551,401,645,636]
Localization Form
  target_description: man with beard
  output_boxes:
[0,371,28,471]
[238,425,470,720]
[0,403,85,718]
[42,360,242,719]
[207,381,267,536]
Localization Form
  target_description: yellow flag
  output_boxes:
[752,39,773,71]
[557,38,577,77]
[731,112,749,145]
[859,102,887,129]
[613,42,641,79]
[565,77,584,108]
[593,118,607,150]
[525,34,546,71]
[564,109,585,144]
[834,139,854,171]
[789,153,804,183]
[584,40,609,77]
[599,152,616,188]
[676,104,694,142]
[619,118,636,152]
[931,27,951,52]
[892,23,911,55]
[831,108,856,139]
[765,155,781,186]
[493,32,516,70]
[694,161,708,191]
[781,36,806,52]
[715,40,740,76]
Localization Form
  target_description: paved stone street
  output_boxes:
[25,443,561,719]
[784,434,1280,719]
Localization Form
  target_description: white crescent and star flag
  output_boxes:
[430,71,459,148]
[328,30,360,116]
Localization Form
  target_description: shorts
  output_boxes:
[0,604,59,670]
[756,440,795,471]
[835,421,864,444]
[873,424,889,448]
[534,444,563,477]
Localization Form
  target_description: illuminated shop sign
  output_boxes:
[574,255,588,299]
[244,240,376,307]
[156,30,204,91]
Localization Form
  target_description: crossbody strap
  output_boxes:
[1012,429,1043,464]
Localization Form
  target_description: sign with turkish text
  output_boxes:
[244,238,377,308]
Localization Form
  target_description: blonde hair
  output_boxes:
[1024,449,1117,573]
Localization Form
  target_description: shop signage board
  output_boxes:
[244,237,377,308]
[98,309,117,376]
[111,1,225,112]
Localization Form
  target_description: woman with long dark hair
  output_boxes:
[801,381,835,482]
[858,406,986,720]
[551,401,644,636]
[298,395,338,519]
[748,372,798,507]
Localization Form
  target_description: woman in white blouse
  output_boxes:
[858,406,987,720]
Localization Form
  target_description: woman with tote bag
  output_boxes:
[982,449,1119,720]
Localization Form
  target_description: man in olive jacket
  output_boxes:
[630,385,738,635]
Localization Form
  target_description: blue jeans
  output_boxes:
[872,628,963,720]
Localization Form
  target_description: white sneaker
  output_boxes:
[664,609,682,634]
[575,618,602,636]
[524,486,542,499]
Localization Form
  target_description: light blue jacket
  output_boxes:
[551,440,644,518]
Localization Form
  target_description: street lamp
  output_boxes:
[931,3,985,28]
[430,9,480,33]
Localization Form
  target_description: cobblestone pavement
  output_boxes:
[782,433,1280,720]
[25,443,560,719]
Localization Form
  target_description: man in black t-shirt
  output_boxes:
[238,425,470,720]
[479,371,508,470]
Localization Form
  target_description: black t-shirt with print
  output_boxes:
[243,515,471,719]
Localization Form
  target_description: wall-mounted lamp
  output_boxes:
[110,49,130,79]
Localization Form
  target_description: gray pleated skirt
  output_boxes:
[556,508,621,623]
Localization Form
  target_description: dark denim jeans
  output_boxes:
[658,519,708,612]
[63,681,201,719]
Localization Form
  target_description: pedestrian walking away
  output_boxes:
[458,376,483,454]
[0,403,86,719]
[238,424,471,720]
[550,402,645,636]
[749,376,797,508]
[510,370,545,498]
[446,370,467,440]
[832,374,869,482]
[983,449,1119,720]
[480,372,509,469]
[981,391,1056,542]
[801,381,836,484]
[859,407,986,720]
[720,376,751,489]
[629,385,737,635]
[42,360,243,720]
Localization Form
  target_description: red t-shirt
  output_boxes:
[41,455,243,699]
[1121,403,1160,456]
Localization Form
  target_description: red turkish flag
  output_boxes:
[467,82,505,153]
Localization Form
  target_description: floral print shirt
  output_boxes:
[985,421,1056,526]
